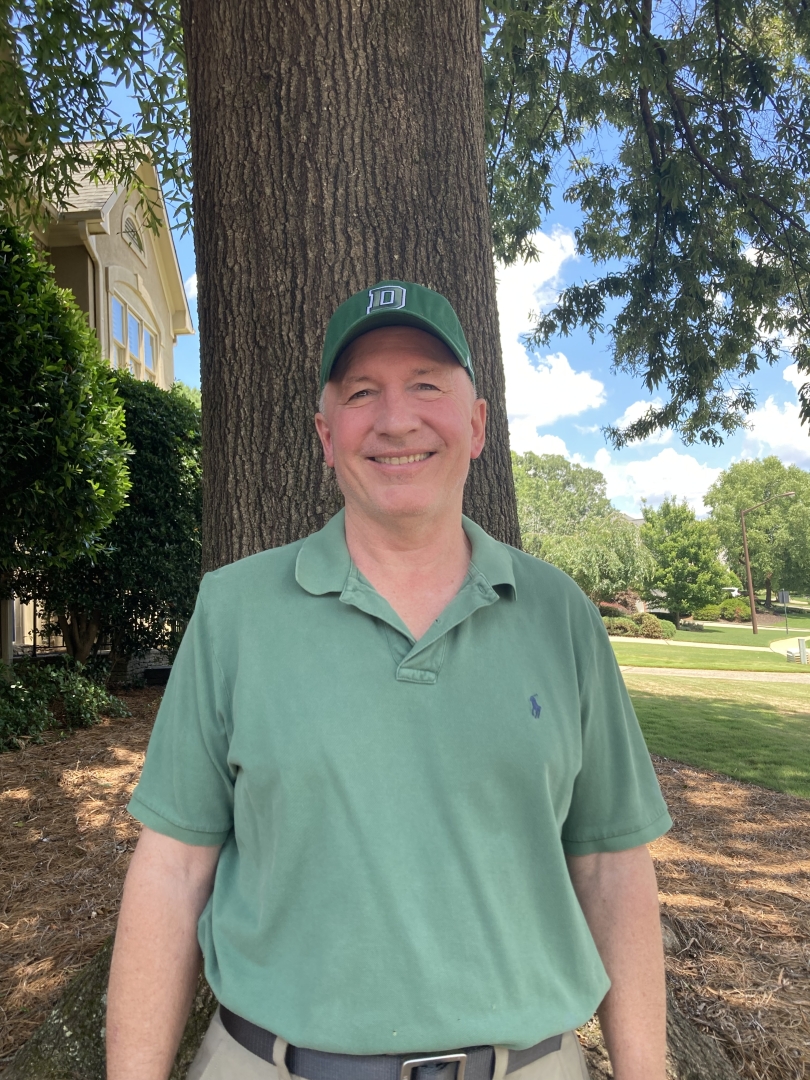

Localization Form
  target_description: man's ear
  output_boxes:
[470,398,487,460]
[314,411,335,468]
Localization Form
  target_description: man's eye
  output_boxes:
[347,389,372,401]
[415,383,441,392]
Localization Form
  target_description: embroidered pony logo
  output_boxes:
[529,695,542,718]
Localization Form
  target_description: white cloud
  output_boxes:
[743,397,810,465]
[508,423,571,457]
[591,447,722,516]
[612,399,672,446]
[505,350,606,430]
[784,362,808,393]
[184,272,198,301]
[496,230,606,449]
[496,228,577,330]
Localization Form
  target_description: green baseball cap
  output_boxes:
[320,280,474,391]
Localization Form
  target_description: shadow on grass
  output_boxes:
[631,690,810,798]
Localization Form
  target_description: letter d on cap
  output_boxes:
[367,285,406,314]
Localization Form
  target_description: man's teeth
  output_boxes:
[374,453,431,464]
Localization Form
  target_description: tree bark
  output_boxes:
[180,0,520,572]
[56,608,101,664]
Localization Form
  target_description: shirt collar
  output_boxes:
[295,508,517,598]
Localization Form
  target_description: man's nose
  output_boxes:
[373,388,420,437]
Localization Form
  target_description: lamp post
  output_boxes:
[741,492,796,634]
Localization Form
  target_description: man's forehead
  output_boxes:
[333,327,460,381]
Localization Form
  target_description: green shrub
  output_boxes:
[1,222,129,578]
[603,616,642,637]
[692,603,722,620]
[632,612,676,639]
[0,685,51,750]
[0,659,129,752]
[719,597,751,621]
[599,603,628,619]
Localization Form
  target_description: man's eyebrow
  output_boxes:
[342,365,441,385]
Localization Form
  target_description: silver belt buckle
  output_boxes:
[400,1053,467,1080]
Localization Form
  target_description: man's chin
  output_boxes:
[355,492,451,522]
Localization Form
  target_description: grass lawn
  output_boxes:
[625,674,810,798]
[675,623,794,647]
[760,611,810,630]
[611,639,809,672]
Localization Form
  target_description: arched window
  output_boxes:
[122,208,146,260]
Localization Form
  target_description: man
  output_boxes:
[107,281,671,1080]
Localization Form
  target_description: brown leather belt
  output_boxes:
[220,1006,564,1080]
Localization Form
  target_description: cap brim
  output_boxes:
[324,311,472,386]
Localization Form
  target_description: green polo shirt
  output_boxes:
[129,510,670,1055]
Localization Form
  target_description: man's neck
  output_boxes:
[343,505,472,640]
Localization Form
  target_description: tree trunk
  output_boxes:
[56,608,101,664]
[0,595,13,674]
[180,0,520,572]
[765,574,772,609]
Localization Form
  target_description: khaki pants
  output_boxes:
[188,1009,590,1080]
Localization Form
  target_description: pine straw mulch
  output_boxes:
[651,756,810,1080]
[1,696,808,1078]
[0,688,161,1067]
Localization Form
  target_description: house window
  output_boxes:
[110,294,158,382]
[122,217,144,254]
[144,329,156,372]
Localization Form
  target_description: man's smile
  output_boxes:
[370,452,434,465]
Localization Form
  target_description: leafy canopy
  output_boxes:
[705,456,810,597]
[16,374,202,664]
[512,450,612,534]
[640,497,730,622]
[485,0,810,445]
[0,222,130,585]
[5,0,810,443]
[0,1,188,230]
[513,451,654,599]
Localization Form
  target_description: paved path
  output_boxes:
[697,619,810,632]
[619,666,810,684]
[608,636,772,652]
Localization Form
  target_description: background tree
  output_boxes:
[513,452,654,600]
[641,498,730,626]
[0,222,129,585]
[16,376,202,665]
[487,0,810,443]
[705,457,810,606]
[512,451,612,535]
[537,518,655,603]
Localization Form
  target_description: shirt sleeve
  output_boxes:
[128,575,235,846]
[561,604,672,855]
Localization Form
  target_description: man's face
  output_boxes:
[315,327,486,524]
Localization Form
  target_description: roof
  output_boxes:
[62,173,119,213]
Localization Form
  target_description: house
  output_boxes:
[37,156,193,389]
[2,155,194,662]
